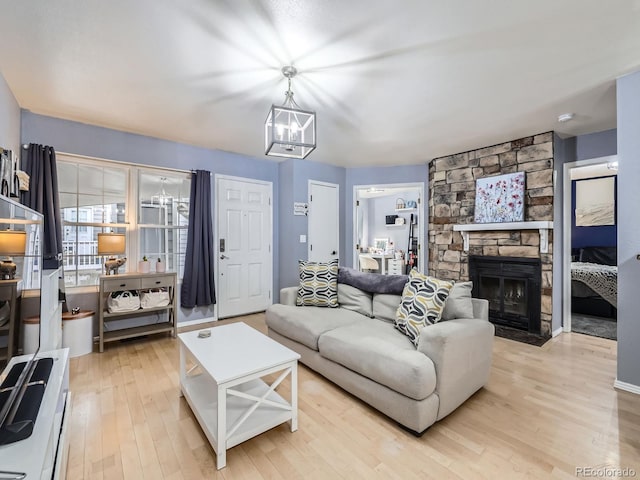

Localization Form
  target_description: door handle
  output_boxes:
[220,254,229,260]
[331,251,337,255]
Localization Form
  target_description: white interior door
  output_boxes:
[217,176,272,318]
[308,181,339,262]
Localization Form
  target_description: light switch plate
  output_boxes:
[299,235,307,243]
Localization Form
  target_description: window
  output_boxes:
[137,171,190,277]
[57,155,190,287]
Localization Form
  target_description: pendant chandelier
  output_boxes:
[265,66,316,159]
[151,177,172,207]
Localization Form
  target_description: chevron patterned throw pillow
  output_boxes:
[296,259,339,307]
[395,269,454,346]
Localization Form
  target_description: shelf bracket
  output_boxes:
[461,231,469,252]
[539,228,549,254]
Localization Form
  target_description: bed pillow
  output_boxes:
[297,259,339,307]
[441,281,474,320]
[394,270,454,345]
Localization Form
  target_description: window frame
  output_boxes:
[57,153,190,289]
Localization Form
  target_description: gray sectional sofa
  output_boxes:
[265,282,494,434]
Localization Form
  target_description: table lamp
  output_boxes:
[97,233,126,275]
[0,230,27,280]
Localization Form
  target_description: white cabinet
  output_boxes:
[0,348,70,480]
[387,259,404,275]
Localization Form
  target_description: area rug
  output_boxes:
[494,325,550,347]
[572,314,617,340]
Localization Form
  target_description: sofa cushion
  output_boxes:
[395,270,454,346]
[265,303,367,351]
[441,281,474,321]
[318,320,437,400]
[297,259,339,307]
[372,293,402,322]
[338,283,373,317]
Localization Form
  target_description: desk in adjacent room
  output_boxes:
[368,253,393,275]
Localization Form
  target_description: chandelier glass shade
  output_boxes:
[265,66,316,159]
[151,177,172,207]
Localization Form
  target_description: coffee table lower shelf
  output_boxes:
[181,373,293,459]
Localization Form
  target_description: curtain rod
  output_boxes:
[55,151,191,174]
[24,146,210,175]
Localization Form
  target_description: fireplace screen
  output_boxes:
[470,256,541,333]
[479,276,500,312]
[503,278,527,317]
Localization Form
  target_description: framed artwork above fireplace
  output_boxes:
[474,172,525,223]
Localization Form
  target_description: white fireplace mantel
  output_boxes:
[452,221,554,254]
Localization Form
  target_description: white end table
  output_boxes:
[178,322,300,470]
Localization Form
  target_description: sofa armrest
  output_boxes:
[280,287,299,306]
[417,318,494,420]
[472,298,489,321]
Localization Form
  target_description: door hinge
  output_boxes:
[310,244,313,251]
[310,195,313,201]
[356,200,360,207]
[269,197,271,205]
[269,290,271,299]
[269,244,271,252]
[418,197,421,204]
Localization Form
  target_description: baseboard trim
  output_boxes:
[178,317,217,328]
[552,327,563,338]
[614,379,640,395]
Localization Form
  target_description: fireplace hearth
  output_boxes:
[469,256,542,334]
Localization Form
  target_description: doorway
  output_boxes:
[562,156,618,340]
[308,180,339,262]
[353,183,424,274]
[216,175,273,319]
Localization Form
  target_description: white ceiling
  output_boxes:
[1,0,639,167]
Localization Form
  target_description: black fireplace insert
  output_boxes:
[469,255,542,334]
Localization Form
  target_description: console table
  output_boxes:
[98,272,177,352]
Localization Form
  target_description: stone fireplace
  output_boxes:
[428,132,555,337]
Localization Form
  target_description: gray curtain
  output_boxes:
[181,170,216,308]
[22,144,63,264]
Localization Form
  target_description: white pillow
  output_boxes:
[441,281,474,320]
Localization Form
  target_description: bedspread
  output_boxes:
[571,262,617,307]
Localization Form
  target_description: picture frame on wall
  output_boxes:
[474,172,525,223]
[575,176,615,226]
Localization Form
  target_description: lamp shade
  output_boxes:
[0,230,27,256]
[97,233,126,255]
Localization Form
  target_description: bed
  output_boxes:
[571,246,617,318]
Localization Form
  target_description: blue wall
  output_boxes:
[0,73,21,156]
[616,69,640,389]
[571,176,617,249]
[277,158,346,290]
[20,111,430,310]
[345,165,428,268]
[21,111,280,322]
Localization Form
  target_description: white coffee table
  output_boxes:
[178,322,300,469]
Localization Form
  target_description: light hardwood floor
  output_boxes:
[67,314,640,479]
